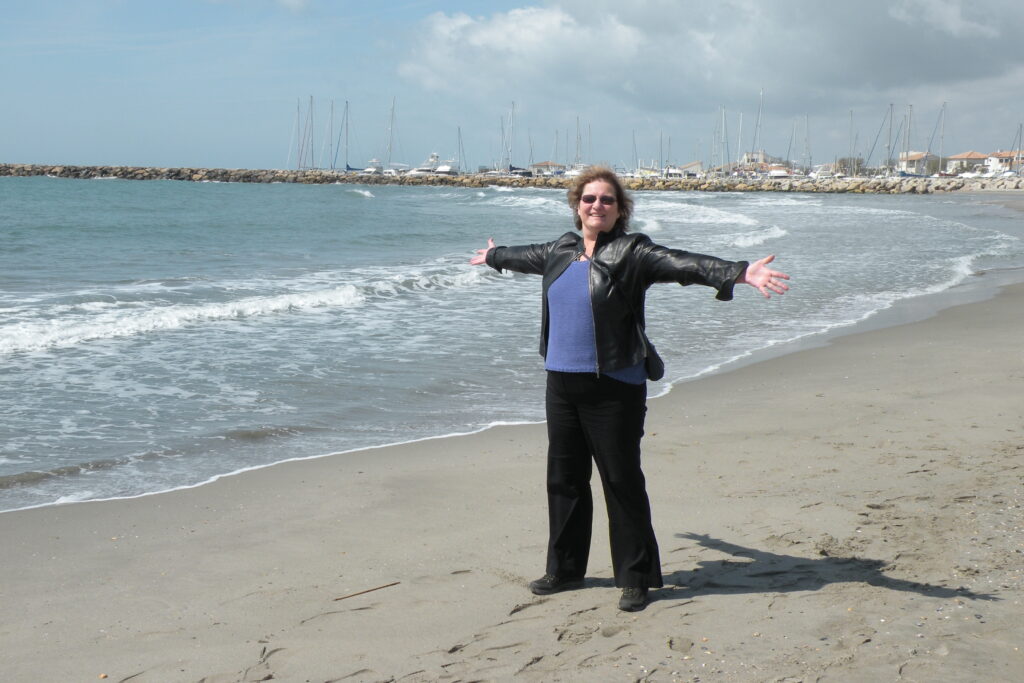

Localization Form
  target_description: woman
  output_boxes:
[470,167,789,611]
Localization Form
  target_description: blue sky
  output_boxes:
[3,0,1023,171]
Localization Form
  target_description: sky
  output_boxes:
[3,0,1023,172]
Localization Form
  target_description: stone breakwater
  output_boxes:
[2,163,1022,194]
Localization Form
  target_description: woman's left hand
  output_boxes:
[740,255,790,298]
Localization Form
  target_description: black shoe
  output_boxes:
[528,574,585,595]
[618,586,649,612]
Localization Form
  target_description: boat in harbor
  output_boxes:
[406,152,459,177]
[359,158,383,175]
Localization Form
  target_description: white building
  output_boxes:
[898,151,938,175]
[986,150,1023,174]
[945,151,988,174]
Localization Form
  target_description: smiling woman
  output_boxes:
[470,166,789,612]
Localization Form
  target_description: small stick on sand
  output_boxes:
[333,581,401,601]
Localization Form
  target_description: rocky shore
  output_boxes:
[2,162,1022,193]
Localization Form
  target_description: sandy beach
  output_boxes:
[3,270,1023,681]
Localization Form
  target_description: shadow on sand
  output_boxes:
[656,532,998,603]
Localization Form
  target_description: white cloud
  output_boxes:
[890,0,999,38]
[398,8,644,97]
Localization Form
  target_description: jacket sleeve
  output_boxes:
[485,240,554,276]
[637,237,749,301]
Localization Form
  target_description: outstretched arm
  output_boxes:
[469,237,495,266]
[737,254,790,298]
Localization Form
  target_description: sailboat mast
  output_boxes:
[736,113,743,167]
[909,107,917,163]
[327,100,335,170]
[849,110,855,176]
[1011,123,1019,175]
[659,131,663,176]
[632,130,638,174]
[574,117,581,167]
[298,97,313,170]
[309,95,315,169]
[457,126,466,173]
[785,118,795,169]
[721,107,731,175]
[332,100,349,171]
[938,102,946,174]
[803,113,811,172]
[750,87,763,159]
[887,103,893,174]
[509,102,515,171]
[385,97,395,169]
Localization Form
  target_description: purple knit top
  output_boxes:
[545,260,646,384]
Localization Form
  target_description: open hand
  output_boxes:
[740,254,790,298]
[470,237,495,266]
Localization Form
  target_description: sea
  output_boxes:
[2,175,1023,513]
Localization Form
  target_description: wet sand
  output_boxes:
[2,267,1022,681]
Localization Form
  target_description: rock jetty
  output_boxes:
[2,163,1021,194]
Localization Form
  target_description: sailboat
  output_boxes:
[359,97,407,176]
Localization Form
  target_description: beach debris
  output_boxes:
[509,599,544,616]
[333,581,400,601]
[668,637,694,653]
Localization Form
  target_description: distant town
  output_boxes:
[339,147,1024,182]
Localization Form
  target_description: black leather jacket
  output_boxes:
[486,227,748,375]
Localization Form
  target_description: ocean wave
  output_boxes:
[0,261,494,355]
[727,225,789,248]
[634,217,662,233]
[486,194,566,214]
[348,188,374,198]
[637,198,759,226]
[0,285,366,355]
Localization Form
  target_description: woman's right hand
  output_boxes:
[470,237,495,265]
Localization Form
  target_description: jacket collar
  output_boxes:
[593,226,626,251]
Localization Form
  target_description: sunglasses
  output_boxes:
[580,194,617,206]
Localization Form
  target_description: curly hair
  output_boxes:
[567,166,634,232]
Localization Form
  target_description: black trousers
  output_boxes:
[544,371,663,589]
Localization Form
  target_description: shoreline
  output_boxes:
[3,277,1021,681]
[5,258,1020,518]
[3,161,1023,193]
